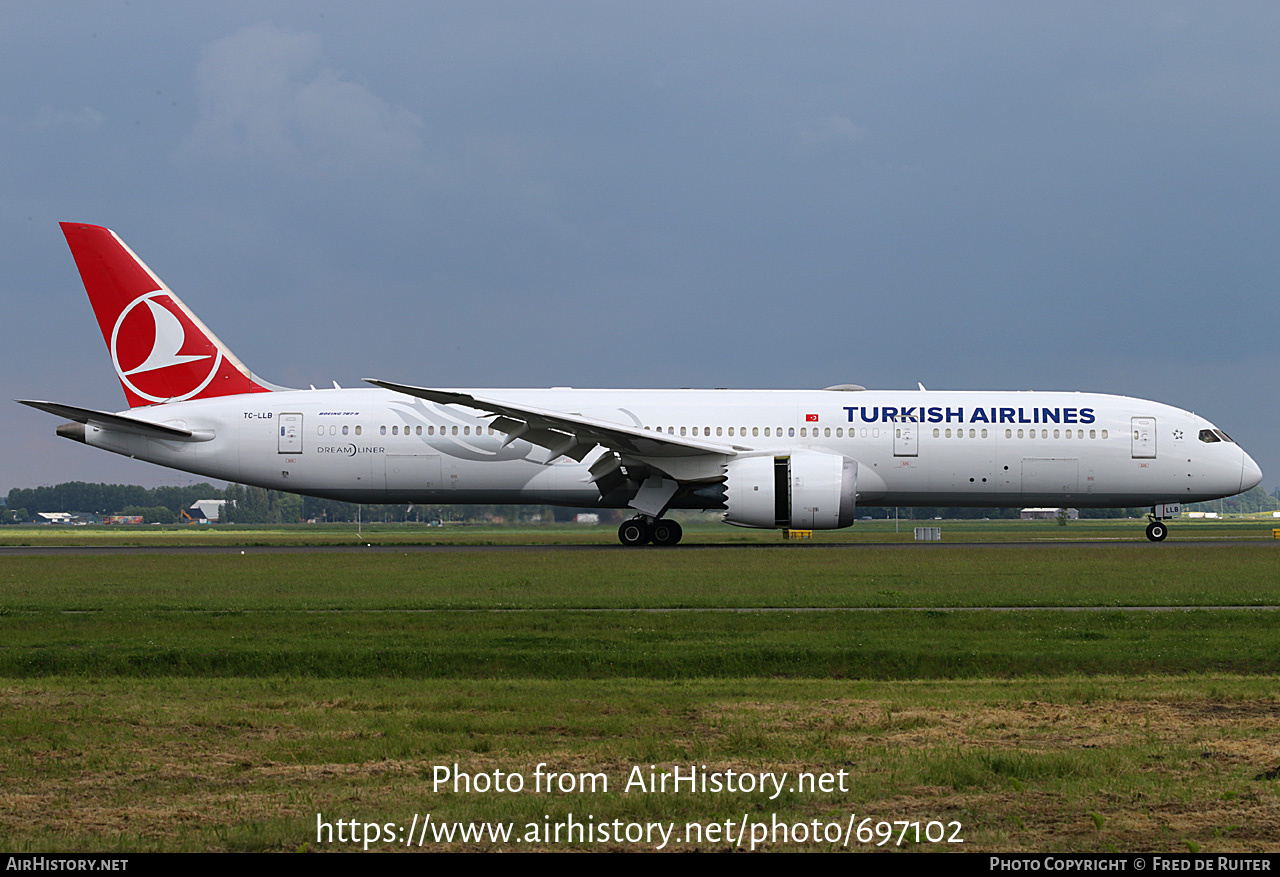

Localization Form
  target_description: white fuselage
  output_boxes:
[80,387,1259,512]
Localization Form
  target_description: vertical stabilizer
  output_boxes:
[60,222,272,408]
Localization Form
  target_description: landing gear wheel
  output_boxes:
[650,519,683,546]
[1145,521,1168,542]
[618,518,651,546]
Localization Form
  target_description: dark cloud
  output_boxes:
[2,2,1277,491]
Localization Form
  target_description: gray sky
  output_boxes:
[3,2,1277,494]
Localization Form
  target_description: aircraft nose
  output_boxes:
[1241,450,1263,494]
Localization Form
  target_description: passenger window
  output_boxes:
[753,427,759,437]
[380,426,386,435]
[788,427,795,437]
[342,426,349,435]
[355,426,362,435]
[452,426,459,436]
[1101,429,1108,439]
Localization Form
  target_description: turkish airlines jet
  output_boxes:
[20,223,1263,545]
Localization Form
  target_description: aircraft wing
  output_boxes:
[365,379,746,461]
[17,400,199,440]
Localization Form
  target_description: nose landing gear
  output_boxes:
[617,517,683,546]
[1145,503,1179,542]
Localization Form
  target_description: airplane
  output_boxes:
[19,222,1263,545]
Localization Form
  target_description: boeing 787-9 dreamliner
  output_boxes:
[19,223,1263,545]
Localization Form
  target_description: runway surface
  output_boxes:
[0,539,1275,556]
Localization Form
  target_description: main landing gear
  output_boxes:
[618,517,683,547]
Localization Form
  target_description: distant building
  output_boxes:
[1020,508,1079,520]
[36,512,97,524]
[185,500,226,523]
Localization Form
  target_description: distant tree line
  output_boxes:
[1187,484,1280,515]
[0,481,616,526]
[2,482,224,524]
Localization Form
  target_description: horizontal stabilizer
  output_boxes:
[16,400,209,441]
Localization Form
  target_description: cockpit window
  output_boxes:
[1213,429,1234,443]
[1198,429,1220,444]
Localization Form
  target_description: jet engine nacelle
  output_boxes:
[723,450,858,530]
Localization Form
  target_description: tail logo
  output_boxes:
[109,290,223,403]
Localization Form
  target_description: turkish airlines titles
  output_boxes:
[843,406,1097,425]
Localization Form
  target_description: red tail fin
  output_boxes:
[61,223,272,408]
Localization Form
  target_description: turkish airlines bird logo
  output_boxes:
[109,290,222,403]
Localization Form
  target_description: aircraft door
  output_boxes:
[893,417,918,457]
[279,413,302,454]
[1131,417,1156,459]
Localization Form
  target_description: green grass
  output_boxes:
[2,544,1277,678]
[2,537,1279,851]
[3,605,1279,679]
[0,544,1277,610]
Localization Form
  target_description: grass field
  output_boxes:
[1,524,1277,852]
